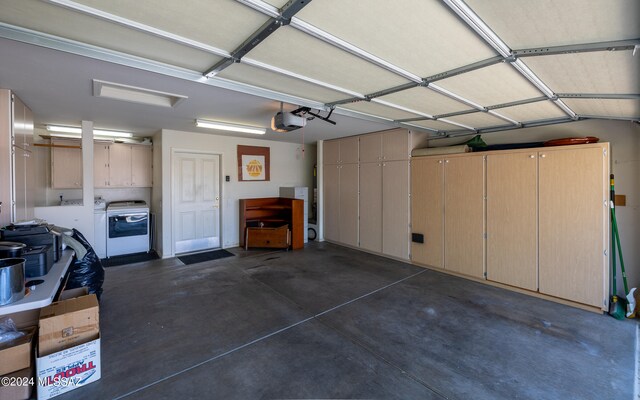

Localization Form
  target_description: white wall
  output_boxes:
[432,119,640,293]
[157,129,314,258]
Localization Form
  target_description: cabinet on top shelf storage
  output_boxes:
[359,128,409,163]
[324,136,358,164]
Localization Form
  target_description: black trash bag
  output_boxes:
[65,229,105,300]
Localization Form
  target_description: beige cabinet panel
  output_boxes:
[381,129,409,161]
[51,139,82,189]
[382,160,409,259]
[323,164,340,242]
[94,144,110,188]
[340,137,359,164]
[109,143,132,187]
[324,140,340,165]
[486,152,538,290]
[444,156,484,278]
[131,145,153,187]
[539,147,605,307]
[359,134,382,163]
[339,163,359,247]
[359,162,382,252]
[410,158,444,268]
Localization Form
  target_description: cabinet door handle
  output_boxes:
[540,154,546,158]
[438,160,443,164]
[445,159,449,163]
[529,155,535,158]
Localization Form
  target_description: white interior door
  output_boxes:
[173,152,221,254]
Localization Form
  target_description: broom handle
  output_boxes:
[612,208,629,294]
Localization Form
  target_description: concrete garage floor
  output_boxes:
[59,242,637,400]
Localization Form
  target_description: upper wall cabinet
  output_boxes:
[109,143,153,187]
[51,138,83,189]
[324,136,359,164]
[359,128,409,163]
[94,143,110,188]
[53,141,152,189]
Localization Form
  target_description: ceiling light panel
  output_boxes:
[0,1,222,71]
[294,0,496,77]
[523,51,640,94]
[245,27,409,94]
[339,101,423,121]
[496,101,567,122]
[217,63,349,103]
[444,111,512,128]
[93,80,187,108]
[562,99,640,118]
[435,63,543,106]
[465,0,640,48]
[407,120,469,131]
[378,86,472,116]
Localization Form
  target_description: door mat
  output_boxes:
[178,249,235,265]
[102,250,159,267]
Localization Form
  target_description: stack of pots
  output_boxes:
[0,241,27,305]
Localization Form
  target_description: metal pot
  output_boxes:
[0,241,26,258]
[0,258,26,305]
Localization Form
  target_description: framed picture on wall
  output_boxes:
[237,145,270,181]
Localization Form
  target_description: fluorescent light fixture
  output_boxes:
[93,79,187,108]
[46,125,134,137]
[195,119,266,135]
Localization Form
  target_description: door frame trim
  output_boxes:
[171,148,223,256]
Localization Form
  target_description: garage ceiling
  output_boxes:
[0,0,638,140]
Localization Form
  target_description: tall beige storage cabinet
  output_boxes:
[412,143,609,311]
[358,162,382,252]
[443,156,484,278]
[323,136,359,247]
[382,160,409,259]
[486,152,538,291]
[358,130,410,258]
[410,155,483,278]
[538,146,608,308]
[324,128,416,260]
[410,158,444,268]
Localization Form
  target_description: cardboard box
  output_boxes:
[57,287,89,301]
[38,294,99,357]
[36,335,101,400]
[0,364,34,400]
[0,326,37,375]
